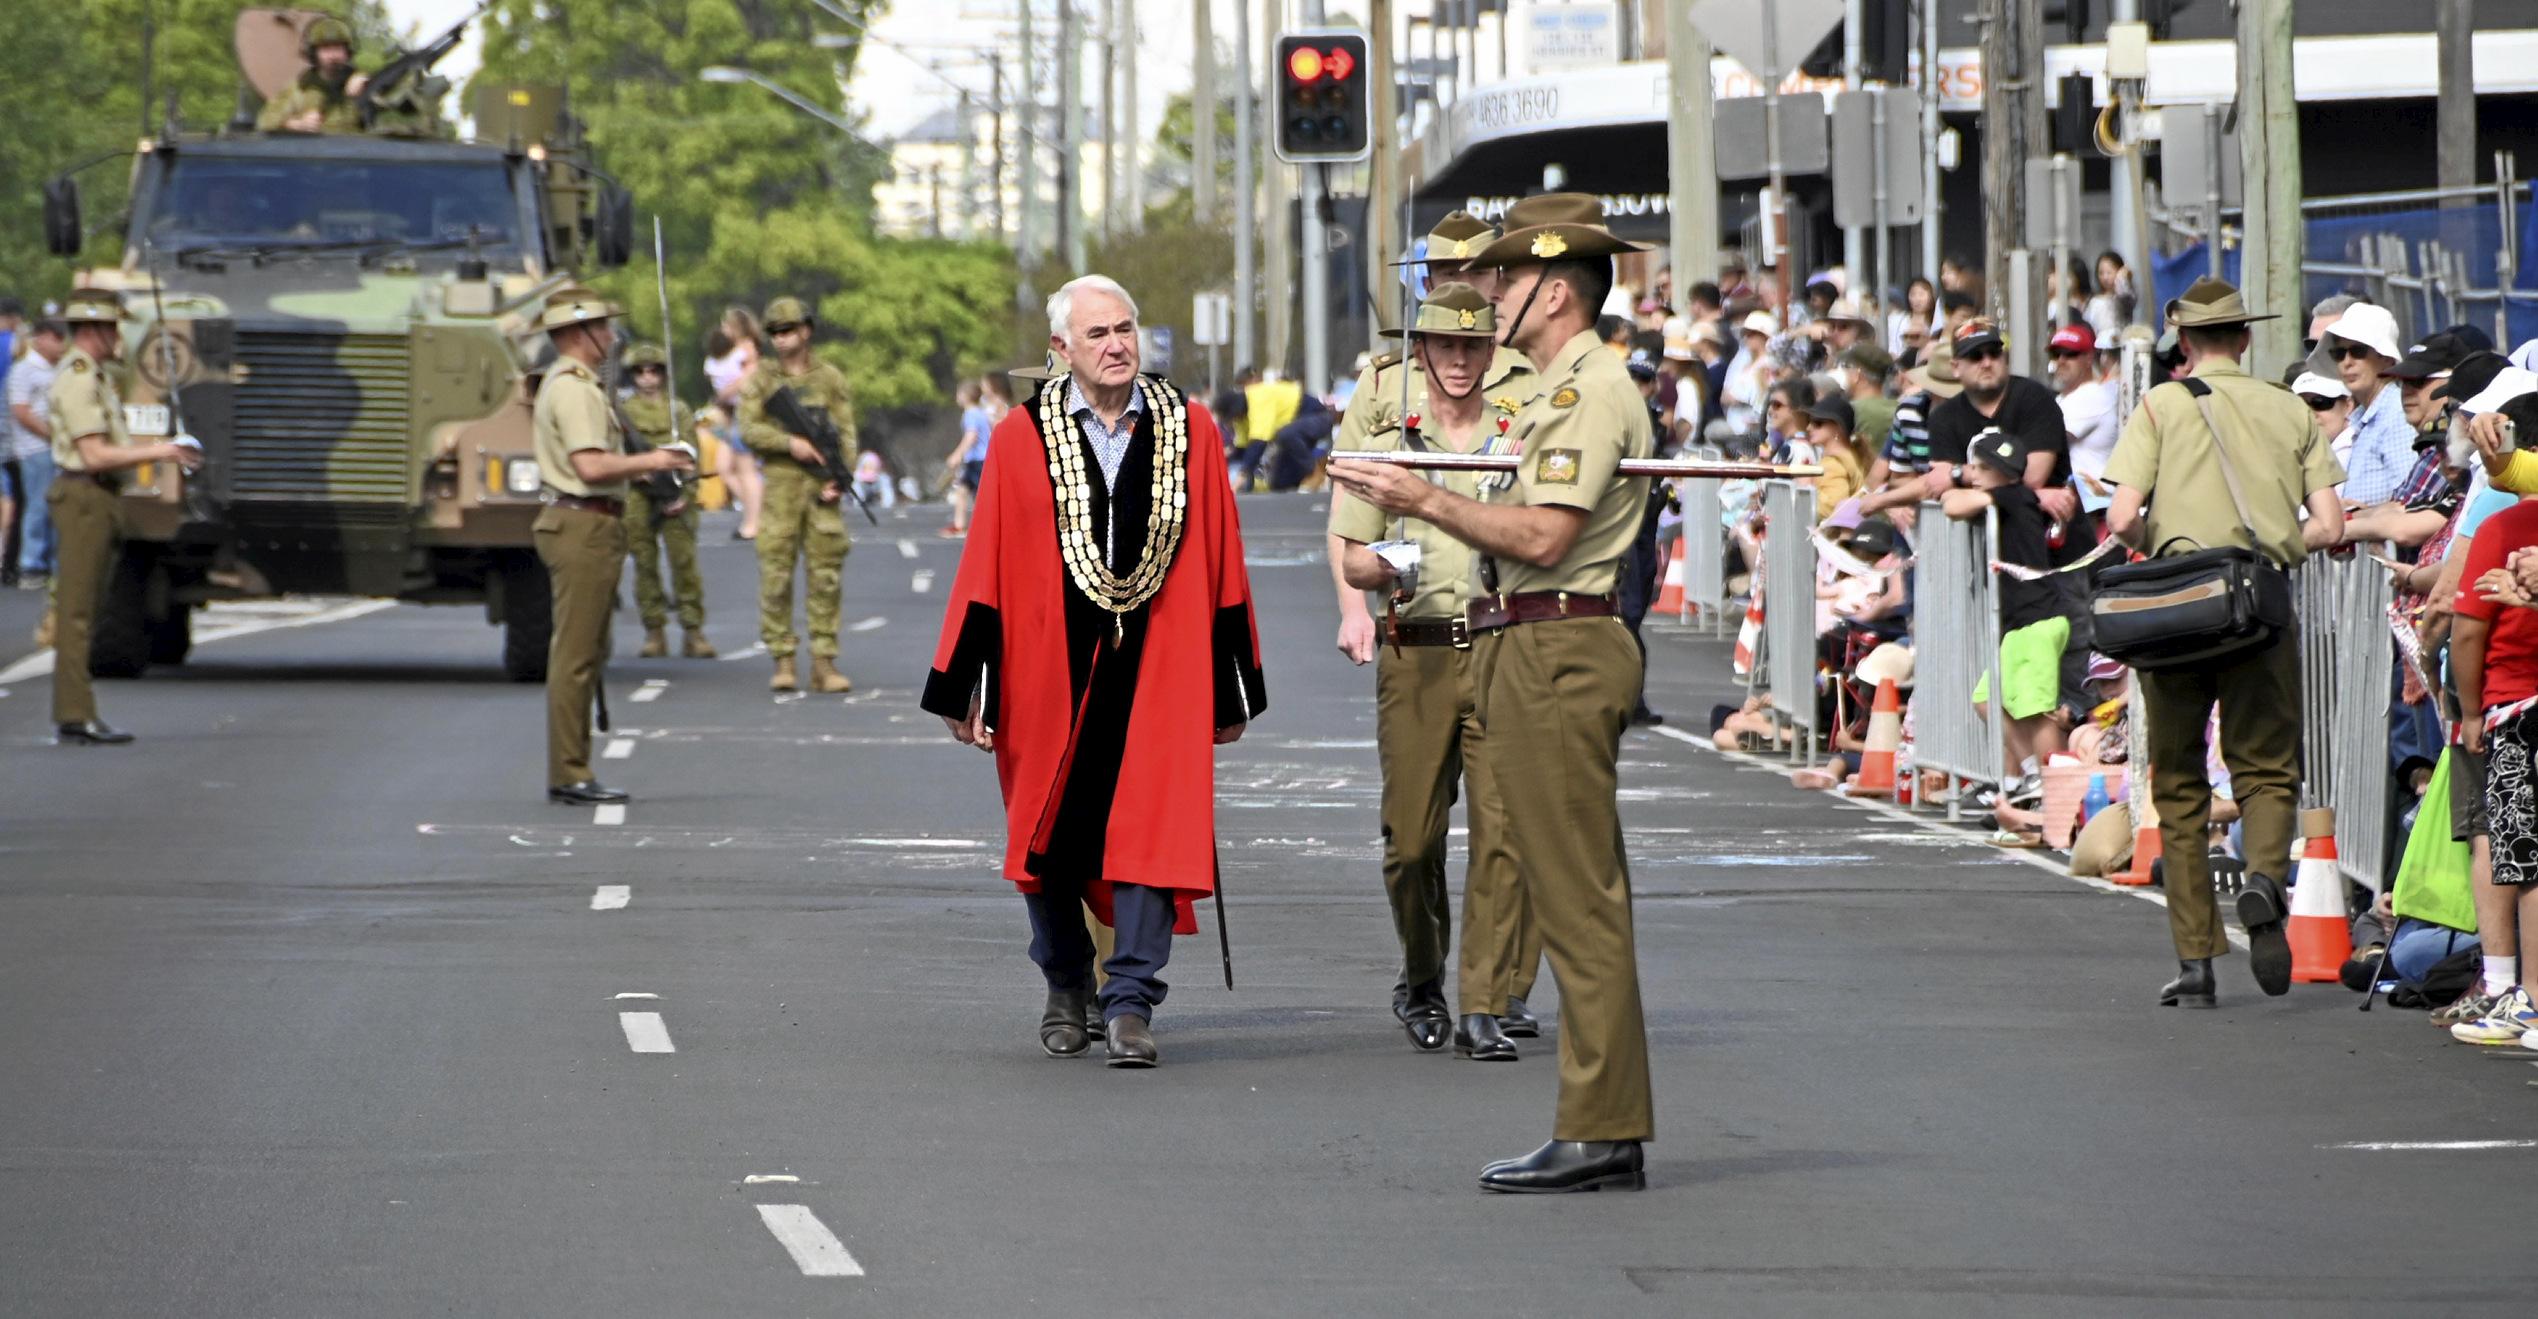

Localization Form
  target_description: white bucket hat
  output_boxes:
[2319,303,2402,363]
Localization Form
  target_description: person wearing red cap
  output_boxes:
[2048,323,2120,488]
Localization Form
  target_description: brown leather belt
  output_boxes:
[1386,616,1473,650]
[547,492,626,516]
[1465,590,1619,634]
[67,471,123,491]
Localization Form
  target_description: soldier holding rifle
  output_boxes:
[738,296,857,694]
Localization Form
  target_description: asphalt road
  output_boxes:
[3,494,2532,1318]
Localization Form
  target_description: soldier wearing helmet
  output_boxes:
[256,15,369,134]
[736,295,859,695]
[618,343,715,661]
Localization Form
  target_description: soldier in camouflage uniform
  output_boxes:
[618,344,714,660]
[737,296,856,694]
[256,18,366,134]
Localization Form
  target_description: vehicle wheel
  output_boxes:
[499,553,551,683]
[90,551,154,679]
[148,605,194,666]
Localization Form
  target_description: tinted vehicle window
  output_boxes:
[146,157,523,256]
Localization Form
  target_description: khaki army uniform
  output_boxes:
[532,354,630,790]
[1330,344,1545,1020]
[738,359,857,661]
[46,345,130,726]
[1470,324,1657,1142]
[619,394,706,637]
[256,73,363,133]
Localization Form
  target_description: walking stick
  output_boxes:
[1214,857,1234,990]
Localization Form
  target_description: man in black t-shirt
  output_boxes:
[1922,319,2075,494]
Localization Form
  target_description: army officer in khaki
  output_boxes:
[1330,193,1656,1194]
[49,290,202,745]
[1328,282,1542,1062]
[533,288,692,805]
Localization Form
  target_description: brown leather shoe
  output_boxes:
[810,656,853,694]
[1105,1014,1158,1068]
[682,630,718,659]
[1039,989,1092,1058]
[770,654,798,692]
[639,627,668,658]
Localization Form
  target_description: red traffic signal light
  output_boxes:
[1287,46,1324,82]
[1273,30,1370,163]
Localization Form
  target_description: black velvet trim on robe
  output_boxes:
[920,600,1002,725]
[1024,402,1161,883]
[1213,603,1269,729]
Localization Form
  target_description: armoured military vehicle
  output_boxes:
[38,7,635,680]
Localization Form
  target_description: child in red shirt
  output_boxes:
[2451,496,2538,1044]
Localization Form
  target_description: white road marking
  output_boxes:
[590,885,630,911]
[755,1205,864,1277]
[618,1012,675,1053]
[897,538,920,559]
[911,569,936,593]
[850,616,888,632]
[602,738,636,760]
[613,992,659,1000]
[630,679,667,703]
[1641,724,2251,951]
[0,597,395,685]
[593,804,627,826]
[719,641,770,662]
[2323,1139,2538,1151]
[742,1174,800,1184]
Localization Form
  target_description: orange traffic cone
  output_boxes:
[2113,772,2159,887]
[1848,678,1903,796]
[1732,595,1763,676]
[1654,544,1689,620]
[2289,807,2351,983]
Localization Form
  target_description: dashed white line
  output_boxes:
[619,1011,675,1053]
[2324,1139,2538,1151]
[602,737,636,760]
[755,1205,863,1277]
[850,616,888,632]
[719,641,770,662]
[590,885,630,911]
[911,569,936,593]
[593,803,627,826]
[630,679,668,704]
[897,538,920,559]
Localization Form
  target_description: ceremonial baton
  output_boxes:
[1328,452,1825,480]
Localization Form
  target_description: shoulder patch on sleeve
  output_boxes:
[1550,386,1579,409]
[1371,352,1399,371]
[1537,448,1582,484]
[69,358,89,374]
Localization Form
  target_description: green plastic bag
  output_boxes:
[2392,747,2477,933]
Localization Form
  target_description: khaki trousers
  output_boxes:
[48,478,122,725]
[536,506,626,788]
[1473,616,1655,1143]
[1375,638,1541,1016]
[2139,629,2304,960]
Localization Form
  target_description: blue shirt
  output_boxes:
[960,405,993,465]
[1064,376,1145,493]
[2340,383,2414,506]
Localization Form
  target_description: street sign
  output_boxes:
[1142,325,1176,374]
[2023,156,2085,252]
[2159,101,2243,211]
[1714,95,1827,181]
[1525,2,1620,72]
[1829,88,1926,229]
[1685,0,1845,85]
[1191,292,1232,347]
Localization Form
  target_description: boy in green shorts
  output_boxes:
[1944,427,2080,781]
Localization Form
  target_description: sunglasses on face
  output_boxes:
[632,365,665,375]
[1958,346,2004,364]
[2326,344,2373,362]
[2302,394,2338,411]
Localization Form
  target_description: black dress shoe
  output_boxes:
[1501,996,1541,1038]
[1084,1000,1107,1042]
[56,720,134,746]
[1040,989,1092,1057]
[1393,977,1452,1052]
[1479,1140,1646,1194]
[2235,872,2293,997]
[547,780,630,805]
[2158,957,2216,1009]
[1105,1014,1158,1068]
[1454,1014,1518,1061]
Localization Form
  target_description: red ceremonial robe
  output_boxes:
[921,376,1268,935]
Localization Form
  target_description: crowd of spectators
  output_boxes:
[3,296,63,592]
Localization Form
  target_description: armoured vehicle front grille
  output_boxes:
[231,331,413,505]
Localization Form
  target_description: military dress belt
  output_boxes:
[1386,616,1474,649]
[1464,590,1619,634]
[545,491,626,516]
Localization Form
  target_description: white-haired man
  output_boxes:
[922,274,1268,1070]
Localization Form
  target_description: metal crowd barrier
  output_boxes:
[2295,549,2396,893]
[1907,501,2006,816]
[1760,480,1818,756]
[1676,475,1727,632]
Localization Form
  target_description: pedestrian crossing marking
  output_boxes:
[602,738,635,759]
[755,1205,863,1277]
[618,1011,675,1053]
[590,885,630,910]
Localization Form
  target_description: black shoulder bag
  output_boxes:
[2089,378,2296,670]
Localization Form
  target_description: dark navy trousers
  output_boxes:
[1024,882,1174,1023]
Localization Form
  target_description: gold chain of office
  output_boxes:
[1036,373,1192,641]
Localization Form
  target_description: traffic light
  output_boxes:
[1273,30,1371,163]
[1796,3,1910,85]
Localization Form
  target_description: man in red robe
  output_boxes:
[922,275,1268,1069]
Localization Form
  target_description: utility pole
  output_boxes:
[1298,0,1330,394]
[989,52,1010,244]
[957,88,978,241]
[1234,0,1258,371]
[1017,0,1038,283]
[1099,0,1119,244]
[1842,0,1865,301]
[1058,0,1085,272]
[1261,0,1292,376]
[2238,0,2303,374]
[1194,0,1218,223]
[2108,0,2152,321]
[1919,0,1942,284]
[1370,0,1398,317]
[1122,0,1143,229]
[1667,0,1720,318]
[2436,0,2476,203]
[1980,0,2046,320]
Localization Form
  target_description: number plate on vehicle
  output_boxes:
[125,404,171,436]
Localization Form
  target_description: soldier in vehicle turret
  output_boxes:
[256,18,368,134]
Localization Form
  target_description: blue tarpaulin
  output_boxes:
[2148,197,2537,348]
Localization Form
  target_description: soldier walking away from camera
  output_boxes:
[738,297,855,694]
[1328,282,1541,1061]
[619,343,713,660]
[2103,278,2346,1005]
[1329,194,1658,1193]
[49,291,201,745]
[533,289,692,804]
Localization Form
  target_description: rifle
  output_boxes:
[1330,451,1825,480]
[357,0,491,130]
[764,384,879,525]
